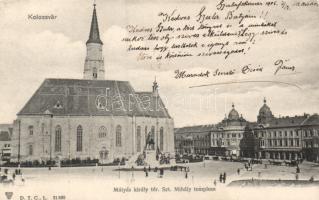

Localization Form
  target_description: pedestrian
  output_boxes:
[185,172,188,179]
[295,173,299,180]
[160,168,164,178]
[309,176,314,182]
[145,171,148,177]
[223,172,226,183]
[219,173,223,183]
[148,165,151,172]
[12,173,16,180]
[237,168,240,175]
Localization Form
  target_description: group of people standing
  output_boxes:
[143,166,165,178]
[219,172,227,183]
[0,167,23,184]
[244,162,253,171]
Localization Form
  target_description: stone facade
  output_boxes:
[11,115,174,163]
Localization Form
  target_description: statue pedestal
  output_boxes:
[144,150,159,168]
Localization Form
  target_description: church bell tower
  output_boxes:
[83,3,105,80]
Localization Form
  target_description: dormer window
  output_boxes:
[54,101,63,109]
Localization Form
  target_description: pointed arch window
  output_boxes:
[55,125,62,152]
[116,125,122,147]
[28,125,34,136]
[151,126,155,141]
[145,126,148,143]
[160,127,164,151]
[99,126,107,138]
[41,123,45,135]
[93,67,98,79]
[28,144,33,156]
[136,126,141,152]
[77,125,83,152]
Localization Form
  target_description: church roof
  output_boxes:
[86,4,103,45]
[18,79,171,118]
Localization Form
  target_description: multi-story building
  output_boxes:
[174,125,213,155]
[300,114,319,162]
[175,98,319,162]
[210,104,248,157]
[0,124,13,161]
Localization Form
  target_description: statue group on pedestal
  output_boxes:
[145,132,155,150]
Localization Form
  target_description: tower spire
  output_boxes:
[87,2,103,45]
[83,2,105,80]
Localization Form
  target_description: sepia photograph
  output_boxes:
[0,0,318,199]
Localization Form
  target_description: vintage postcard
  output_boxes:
[0,0,318,199]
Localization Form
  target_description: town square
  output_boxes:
[0,0,319,200]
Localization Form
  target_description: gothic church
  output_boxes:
[10,4,175,163]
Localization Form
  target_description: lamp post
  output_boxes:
[17,119,21,165]
[118,162,121,179]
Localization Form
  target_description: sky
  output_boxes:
[0,0,318,127]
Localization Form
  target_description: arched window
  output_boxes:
[160,127,164,151]
[98,126,107,138]
[116,125,122,147]
[41,123,45,135]
[136,126,141,152]
[28,144,33,156]
[144,126,148,143]
[151,126,155,140]
[55,125,62,152]
[93,67,97,79]
[28,125,34,136]
[76,125,83,152]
